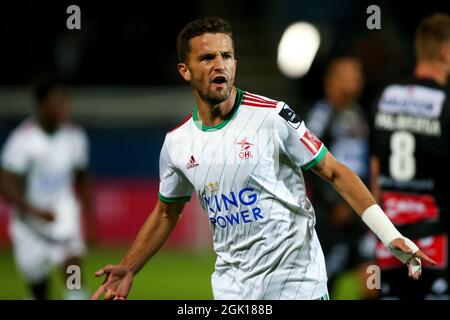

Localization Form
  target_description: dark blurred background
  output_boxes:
[1,1,448,92]
[0,0,448,299]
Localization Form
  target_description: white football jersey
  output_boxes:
[159,89,328,299]
[1,118,88,241]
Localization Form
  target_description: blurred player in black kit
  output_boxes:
[370,13,450,299]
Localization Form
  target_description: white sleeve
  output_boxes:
[74,128,89,170]
[275,102,328,170]
[1,130,30,174]
[158,136,193,203]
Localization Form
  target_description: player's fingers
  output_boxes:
[415,250,436,265]
[95,264,114,277]
[94,267,106,277]
[90,284,107,300]
[410,266,420,280]
[407,264,420,279]
[104,289,117,300]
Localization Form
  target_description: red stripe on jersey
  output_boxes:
[300,129,322,155]
[243,98,277,105]
[242,101,277,108]
[169,114,192,133]
[243,95,277,105]
[244,92,277,104]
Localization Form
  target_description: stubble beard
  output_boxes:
[193,76,235,106]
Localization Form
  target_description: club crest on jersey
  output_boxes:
[237,137,254,159]
[279,104,301,129]
[205,181,219,193]
[186,155,199,169]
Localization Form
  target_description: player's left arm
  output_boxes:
[370,156,381,203]
[311,150,436,279]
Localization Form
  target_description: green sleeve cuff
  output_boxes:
[158,192,191,203]
[301,146,327,170]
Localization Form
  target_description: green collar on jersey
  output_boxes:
[193,88,244,132]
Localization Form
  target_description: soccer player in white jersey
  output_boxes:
[0,80,93,299]
[92,17,435,300]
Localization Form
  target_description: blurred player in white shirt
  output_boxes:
[0,79,93,299]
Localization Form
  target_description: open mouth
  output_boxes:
[211,76,227,84]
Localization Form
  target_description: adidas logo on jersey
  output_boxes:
[187,155,199,169]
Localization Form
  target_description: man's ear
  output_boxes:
[439,42,450,64]
[177,63,191,82]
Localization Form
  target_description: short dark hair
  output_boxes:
[33,78,68,105]
[415,13,450,61]
[176,17,233,63]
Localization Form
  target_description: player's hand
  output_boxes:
[32,209,55,222]
[389,237,436,280]
[91,264,134,300]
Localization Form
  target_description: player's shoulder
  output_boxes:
[241,90,282,112]
[241,90,306,128]
[8,118,37,140]
[379,78,446,100]
[241,90,302,115]
[159,113,192,156]
[241,91,295,127]
[377,78,447,116]
[166,112,193,136]
[63,122,87,139]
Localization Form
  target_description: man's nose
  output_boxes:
[213,55,225,71]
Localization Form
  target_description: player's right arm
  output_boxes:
[0,123,54,221]
[0,126,54,222]
[0,168,54,222]
[91,199,186,300]
[91,132,192,300]
[0,169,31,214]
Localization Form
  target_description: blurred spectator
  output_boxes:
[306,57,377,299]
[0,78,93,299]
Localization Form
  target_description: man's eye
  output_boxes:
[201,56,214,61]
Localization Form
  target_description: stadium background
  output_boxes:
[0,0,448,299]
